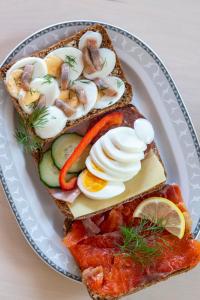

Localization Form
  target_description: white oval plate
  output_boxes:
[0,21,200,281]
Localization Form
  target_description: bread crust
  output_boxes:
[0,24,132,146]
[84,266,194,300]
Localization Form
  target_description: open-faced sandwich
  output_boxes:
[64,184,200,299]
[1,23,200,300]
[0,24,132,145]
[41,105,166,220]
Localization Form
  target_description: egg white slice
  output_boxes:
[83,48,116,80]
[91,141,142,176]
[30,77,60,106]
[78,31,102,50]
[86,156,119,181]
[108,127,147,153]
[68,80,98,120]
[85,156,135,182]
[78,170,125,200]
[6,57,47,82]
[101,134,144,163]
[46,47,83,81]
[89,150,137,182]
[94,76,125,109]
[134,118,154,144]
[35,106,67,139]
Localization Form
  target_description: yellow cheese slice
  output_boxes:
[69,150,166,218]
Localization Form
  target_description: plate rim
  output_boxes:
[0,20,200,281]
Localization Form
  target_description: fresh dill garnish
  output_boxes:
[29,88,39,95]
[64,55,77,71]
[79,79,90,84]
[116,79,123,89]
[15,117,42,152]
[28,106,49,128]
[101,58,107,69]
[117,219,168,266]
[42,74,54,84]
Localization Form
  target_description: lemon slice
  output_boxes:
[133,197,185,239]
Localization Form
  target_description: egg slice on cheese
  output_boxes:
[101,134,144,163]
[94,76,125,109]
[45,47,83,81]
[90,141,141,176]
[78,169,125,200]
[109,127,147,153]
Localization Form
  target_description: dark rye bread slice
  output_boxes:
[53,104,166,221]
[85,266,194,300]
[0,24,132,148]
[63,184,198,300]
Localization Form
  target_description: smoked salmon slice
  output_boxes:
[64,184,200,299]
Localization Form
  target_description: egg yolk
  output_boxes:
[82,170,107,192]
[45,56,63,78]
[91,161,104,172]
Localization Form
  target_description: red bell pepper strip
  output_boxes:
[59,112,124,190]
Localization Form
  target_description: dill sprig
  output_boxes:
[117,219,168,266]
[64,55,77,70]
[101,58,107,69]
[15,117,42,152]
[42,74,54,84]
[14,107,49,152]
[79,79,90,84]
[28,106,49,128]
[29,88,39,95]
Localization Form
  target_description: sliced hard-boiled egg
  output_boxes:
[85,156,118,181]
[109,127,147,153]
[6,57,47,82]
[18,89,34,114]
[28,77,60,106]
[34,106,67,139]
[45,56,63,78]
[45,47,83,81]
[85,156,134,182]
[94,76,125,109]
[67,80,98,120]
[134,118,154,144]
[101,134,144,163]
[83,48,116,80]
[77,169,125,200]
[90,141,141,175]
[6,69,23,98]
[78,31,102,50]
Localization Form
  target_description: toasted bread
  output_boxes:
[0,24,132,146]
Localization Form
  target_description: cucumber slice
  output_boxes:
[39,150,60,188]
[39,150,76,187]
[51,133,91,173]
